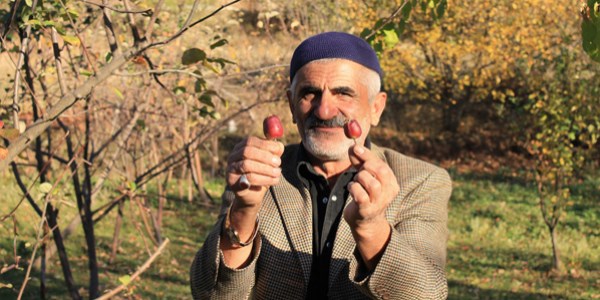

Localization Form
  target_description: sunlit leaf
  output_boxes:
[79,70,93,76]
[382,29,399,48]
[202,60,220,74]
[61,35,80,46]
[127,182,137,191]
[0,283,13,289]
[39,182,53,194]
[26,19,41,26]
[118,275,131,285]
[113,88,124,100]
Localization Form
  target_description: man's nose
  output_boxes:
[313,91,338,120]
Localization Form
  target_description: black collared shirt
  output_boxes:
[296,148,356,299]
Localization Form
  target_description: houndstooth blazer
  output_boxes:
[190,144,452,299]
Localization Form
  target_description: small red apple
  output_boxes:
[344,119,362,140]
[263,115,284,140]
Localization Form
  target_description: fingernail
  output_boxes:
[272,156,281,165]
[273,168,282,175]
[355,145,365,154]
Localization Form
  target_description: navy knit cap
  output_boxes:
[289,32,382,82]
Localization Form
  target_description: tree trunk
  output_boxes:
[40,225,47,300]
[156,169,171,228]
[109,200,124,264]
[211,134,218,177]
[81,201,99,299]
[82,99,99,299]
[442,101,466,133]
[192,149,212,205]
[550,226,565,273]
[46,208,81,300]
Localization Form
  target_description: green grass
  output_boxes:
[0,174,222,299]
[1,171,598,299]
[447,170,600,300]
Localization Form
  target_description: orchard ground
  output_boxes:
[1,164,598,299]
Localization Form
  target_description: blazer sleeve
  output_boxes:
[348,167,452,300]
[189,190,262,300]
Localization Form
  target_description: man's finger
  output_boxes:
[354,170,382,202]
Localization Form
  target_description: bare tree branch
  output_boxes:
[17,155,79,300]
[96,238,170,300]
[11,0,39,129]
[364,0,409,40]
[82,0,153,14]
[0,0,245,172]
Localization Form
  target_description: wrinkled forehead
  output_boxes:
[291,58,378,88]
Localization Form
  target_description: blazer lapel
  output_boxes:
[328,194,355,290]
[271,146,313,288]
[329,145,390,289]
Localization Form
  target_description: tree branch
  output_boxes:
[0,0,244,171]
[11,0,39,129]
[82,0,153,14]
[364,0,409,40]
[96,238,170,300]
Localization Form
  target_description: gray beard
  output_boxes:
[302,130,354,161]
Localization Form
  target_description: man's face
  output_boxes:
[287,59,386,162]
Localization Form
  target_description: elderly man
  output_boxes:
[190,32,452,299]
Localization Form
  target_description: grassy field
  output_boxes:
[0,169,598,299]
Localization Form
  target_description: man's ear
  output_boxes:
[287,89,296,124]
[370,91,387,126]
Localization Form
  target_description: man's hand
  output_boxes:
[221,136,284,268]
[226,136,285,208]
[344,144,399,271]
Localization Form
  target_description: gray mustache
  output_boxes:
[305,113,348,128]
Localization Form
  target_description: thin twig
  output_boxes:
[101,0,121,56]
[51,28,68,95]
[364,0,409,40]
[135,97,278,187]
[58,0,98,74]
[12,0,39,128]
[114,64,288,80]
[0,0,243,171]
[144,0,165,39]
[82,0,153,14]
[144,0,242,49]
[1,0,21,40]
[91,104,144,196]
[123,0,143,44]
[95,238,170,300]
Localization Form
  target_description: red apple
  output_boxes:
[344,119,362,140]
[263,115,284,140]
